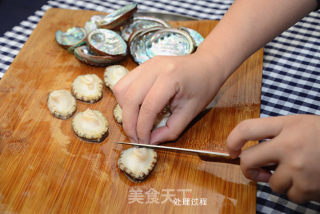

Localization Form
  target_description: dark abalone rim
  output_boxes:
[118,147,158,182]
[73,128,109,143]
[47,90,77,120]
[97,3,138,30]
[74,45,125,67]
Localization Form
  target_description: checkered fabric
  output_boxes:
[0,0,319,213]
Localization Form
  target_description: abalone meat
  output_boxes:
[47,89,77,120]
[72,108,109,142]
[118,147,157,182]
[153,106,171,129]
[104,65,129,91]
[72,74,103,103]
[113,103,123,124]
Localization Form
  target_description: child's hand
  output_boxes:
[226,115,320,203]
[113,52,227,144]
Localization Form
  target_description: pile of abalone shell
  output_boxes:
[55,3,204,66]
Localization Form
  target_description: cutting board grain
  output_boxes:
[0,8,263,214]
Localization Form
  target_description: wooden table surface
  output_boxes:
[0,8,263,213]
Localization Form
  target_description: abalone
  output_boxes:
[153,106,171,129]
[87,29,127,56]
[145,28,195,58]
[112,104,170,128]
[121,16,170,41]
[74,45,125,66]
[72,74,103,103]
[118,147,157,182]
[104,65,129,91]
[72,108,109,142]
[84,20,98,34]
[55,27,86,50]
[113,104,123,124]
[178,26,204,47]
[129,26,164,64]
[47,89,77,120]
[96,3,137,29]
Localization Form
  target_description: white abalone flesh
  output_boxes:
[47,89,77,120]
[153,106,171,129]
[113,104,123,124]
[104,65,129,91]
[72,108,109,142]
[72,74,103,103]
[118,147,157,182]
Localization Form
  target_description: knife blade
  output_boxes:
[114,141,239,163]
[113,141,277,171]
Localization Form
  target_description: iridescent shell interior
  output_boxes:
[129,27,164,64]
[146,29,195,58]
[178,26,204,47]
[54,3,201,68]
[88,29,127,56]
[84,20,98,34]
[74,45,124,66]
[55,27,86,48]
[121,16,170,41]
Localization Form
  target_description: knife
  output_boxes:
[113,141,277,171]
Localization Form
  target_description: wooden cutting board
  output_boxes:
[0,8,263,213]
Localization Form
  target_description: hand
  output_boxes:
[113,52,227,144]
[226,114,320,203]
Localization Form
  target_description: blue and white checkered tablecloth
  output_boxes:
[0,0,319,213]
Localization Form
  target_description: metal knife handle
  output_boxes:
[198,154,277,171]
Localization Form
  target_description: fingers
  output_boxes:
[227,117,283,158]
[116,67,159,142]
[269,164,293,195]
[136,76,178,144]
[240,139,280,182]
[113,67,141,106]
[149,101,198,144]
[287,187,308,204]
